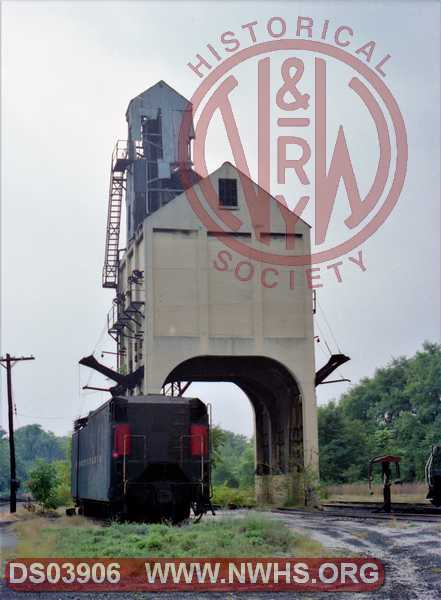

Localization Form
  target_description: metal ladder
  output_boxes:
[102,141,131,289]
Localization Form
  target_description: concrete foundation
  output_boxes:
[256,472,305,506]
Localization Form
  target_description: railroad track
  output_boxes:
[273,503,441,523]
[323,500,440,513]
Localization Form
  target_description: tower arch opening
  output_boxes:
[164,355,305,505]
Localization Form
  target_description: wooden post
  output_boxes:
[1,353,35,513]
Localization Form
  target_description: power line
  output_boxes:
[16,413,72,422]
[314,319,333,357]
[315,338,330,360]
[78,317,112,417]
[317,298,342,353]
[91,318,110,352]
[314,304,350,386]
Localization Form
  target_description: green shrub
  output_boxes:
[212,484,255,507]
[303,466,328,504]
[27,460,60,510]
[53,460,72,506]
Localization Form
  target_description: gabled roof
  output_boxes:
[145,161,310,230]
[126,80,192,115]
[219,161,311,228]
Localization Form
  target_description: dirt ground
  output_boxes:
[274,508,441,600]
[1,508,440,599]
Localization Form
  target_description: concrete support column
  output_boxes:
[255,472,304,507]
[254,384,304,506]
[255,475,272,505]
[301,382,319,472]
[254,399,272,504]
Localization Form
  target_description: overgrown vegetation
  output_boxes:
[25,458,71,510]
[210,428,256,506]
[212,484,255,507]
[319,342,441,484]
[27,460,60,510]
[11,513,324,558]
[2,342,439,506]
[211,428,254,488]
[326,481,427,502]
[0,424,68,496]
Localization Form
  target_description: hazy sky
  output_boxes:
[1,1,440,438]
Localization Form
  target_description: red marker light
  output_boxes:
[190,424,208,456]
[113,424,131,457]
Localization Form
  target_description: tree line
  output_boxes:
[1,341,439,501]
[0,424,69,495]
[318,341,441,483]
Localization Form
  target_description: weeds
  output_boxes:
[325,482,428,503]
[8,512,324,558]
[211,485,255,507]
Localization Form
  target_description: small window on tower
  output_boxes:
[218,178,238,208]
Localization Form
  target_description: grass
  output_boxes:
[7,511,325,559]
[0,512,18,524]
[325,482,429,504]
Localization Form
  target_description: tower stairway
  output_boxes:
[102,141,131,289]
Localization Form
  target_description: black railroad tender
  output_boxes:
[72,393,211,522]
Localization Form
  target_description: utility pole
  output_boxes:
[0,353,35,513]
